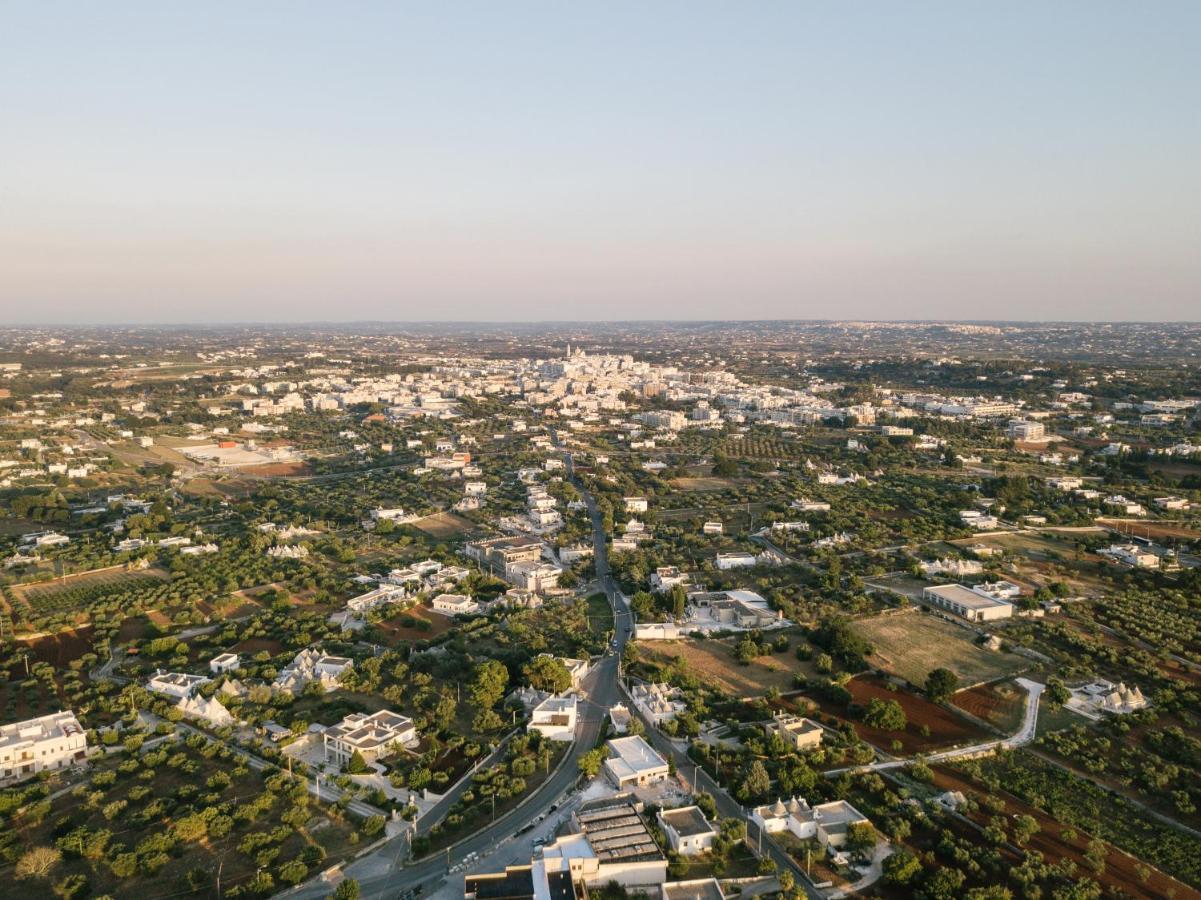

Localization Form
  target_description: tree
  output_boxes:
[740,760,771,801]
[578,747,607,779]
[362,815,386,837]
[846,821,876,854]
[471,659,509,709]
[1046,677,1072,708]
[733,637,760,663]
[1012,814,1040,846]
[925,667,958,703]
[278,859,308,885]
[346,750,369,774]
[523,656,572,694]
[15,846,62,879]
[883,849,921,885]
[330,878,361,900]
[863,698,907,731]
[670,584,687,618]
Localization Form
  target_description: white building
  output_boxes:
[1,711,88,786]
[528,695,578,741]
[176,694,235,727]
[658,805,718,856]
[1101,544,1160,568]
[603,736,670,788]
[751,797,872,852]
[629,682,686,726]
[273,650,353,694]
[147,670,211,700]
[1007,420,1047,441]
[702,521,724,535]
[430,593,481,616]
[715,552,757,570]
[624,497,649,513]
[209,652,240,674]
[922,584,1015,622]
[764,713,823,751]
[650,566,689,593]
[323,710,417,767]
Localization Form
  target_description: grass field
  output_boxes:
[852,611,1027,687]
[636,636,814,697]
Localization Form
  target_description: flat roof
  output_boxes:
[662,880,725,900]
[605,735,668,781]
[659,805,714,838]
[923,583,1011,611]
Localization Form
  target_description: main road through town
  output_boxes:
[286,440,628,900]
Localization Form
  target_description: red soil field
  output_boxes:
[806,674,989,754]
[17,626,95,667]
[931,765,1199,900]
[952,681,1026,733]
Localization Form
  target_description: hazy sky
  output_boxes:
[2,3,1199,323]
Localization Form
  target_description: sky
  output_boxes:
[1,2,1199,324]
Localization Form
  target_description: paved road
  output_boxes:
[285,438,627,900]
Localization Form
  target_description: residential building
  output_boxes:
[528,695,578,741]
[650,566,689,594]
[1007,420,1047,441]
[714,552,756,570]
[209,652,240,674]
[658,805,718,856]
[147,670,211,699]
[543,655,591,690]
[176,694,235,727]
[702,521,723,535]
[750,797,872,851]
[323,710,417,767]
[764,713,823,751]
[273,649,353,694]
[431,593,481,615]
[1,711,88,786]
[1101,544,1160,568]
[629,682,685,725]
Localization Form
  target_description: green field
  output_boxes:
[851,611,1027,687]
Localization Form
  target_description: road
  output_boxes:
[285,437,628,900]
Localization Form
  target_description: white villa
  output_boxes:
[1,711,88,786]
[431,593,481,616]
[528,695,578,741]
[147,670,211,700]
[751,797,872,852]
[324,710,417,768]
